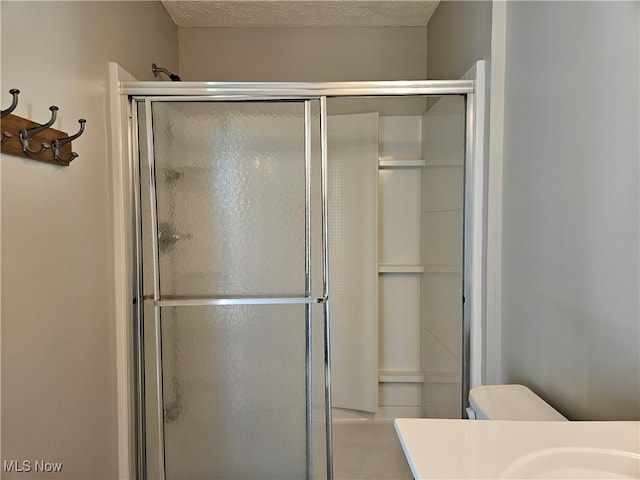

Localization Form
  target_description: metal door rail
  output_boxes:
[121,80,474,98]
[155,296,328,307]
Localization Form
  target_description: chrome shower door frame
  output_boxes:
[133,97,327,480]
[124,76,484,480]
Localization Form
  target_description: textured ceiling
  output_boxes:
[161,1,440,28]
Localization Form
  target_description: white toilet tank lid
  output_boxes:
[469,384,568,421]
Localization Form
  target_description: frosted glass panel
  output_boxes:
[137,99,327,479]
[151,102,307,297]
[327,113,379,413]
[161,305,309,480]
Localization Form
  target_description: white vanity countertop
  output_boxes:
[394,418,640,479]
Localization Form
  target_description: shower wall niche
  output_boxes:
[378,114,425,419]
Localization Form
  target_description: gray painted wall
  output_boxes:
[427,1,493,81]
[1,2,178,478]
[180,26,427,82]
[501,1,639,420]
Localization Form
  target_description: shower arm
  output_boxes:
[151,63,181,82]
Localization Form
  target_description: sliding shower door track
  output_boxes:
[122,80,474,98]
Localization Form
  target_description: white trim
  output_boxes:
[109,62,136,480]
[486,1,507,385]
[463,60,486,390]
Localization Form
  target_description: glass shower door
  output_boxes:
[135,100,327,480]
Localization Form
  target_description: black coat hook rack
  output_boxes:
[1,89,86,166]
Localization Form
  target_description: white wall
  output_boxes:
[501,1,639,420]
[1,2,177,478]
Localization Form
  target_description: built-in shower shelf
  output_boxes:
[423,264,462,274]
[424,161,464,168]
[378,264,424,273]
[379,370,424,383]
[379,159,425,168]
[422,371,461,384]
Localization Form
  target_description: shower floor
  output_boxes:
[332,420,413,480]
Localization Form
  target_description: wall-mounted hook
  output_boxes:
[1,89,20,144]
[1,89,20,119]
[1,91,87,167]
[19,106,58,155]
[51,119,86,163]
[1,131,13,146]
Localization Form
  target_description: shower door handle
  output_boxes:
[155,296,328,307]
[132,294,154,305]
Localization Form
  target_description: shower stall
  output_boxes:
[114,70,484,480]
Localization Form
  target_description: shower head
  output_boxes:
[152,63,181,82]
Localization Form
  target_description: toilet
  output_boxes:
[467,384,568,421]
